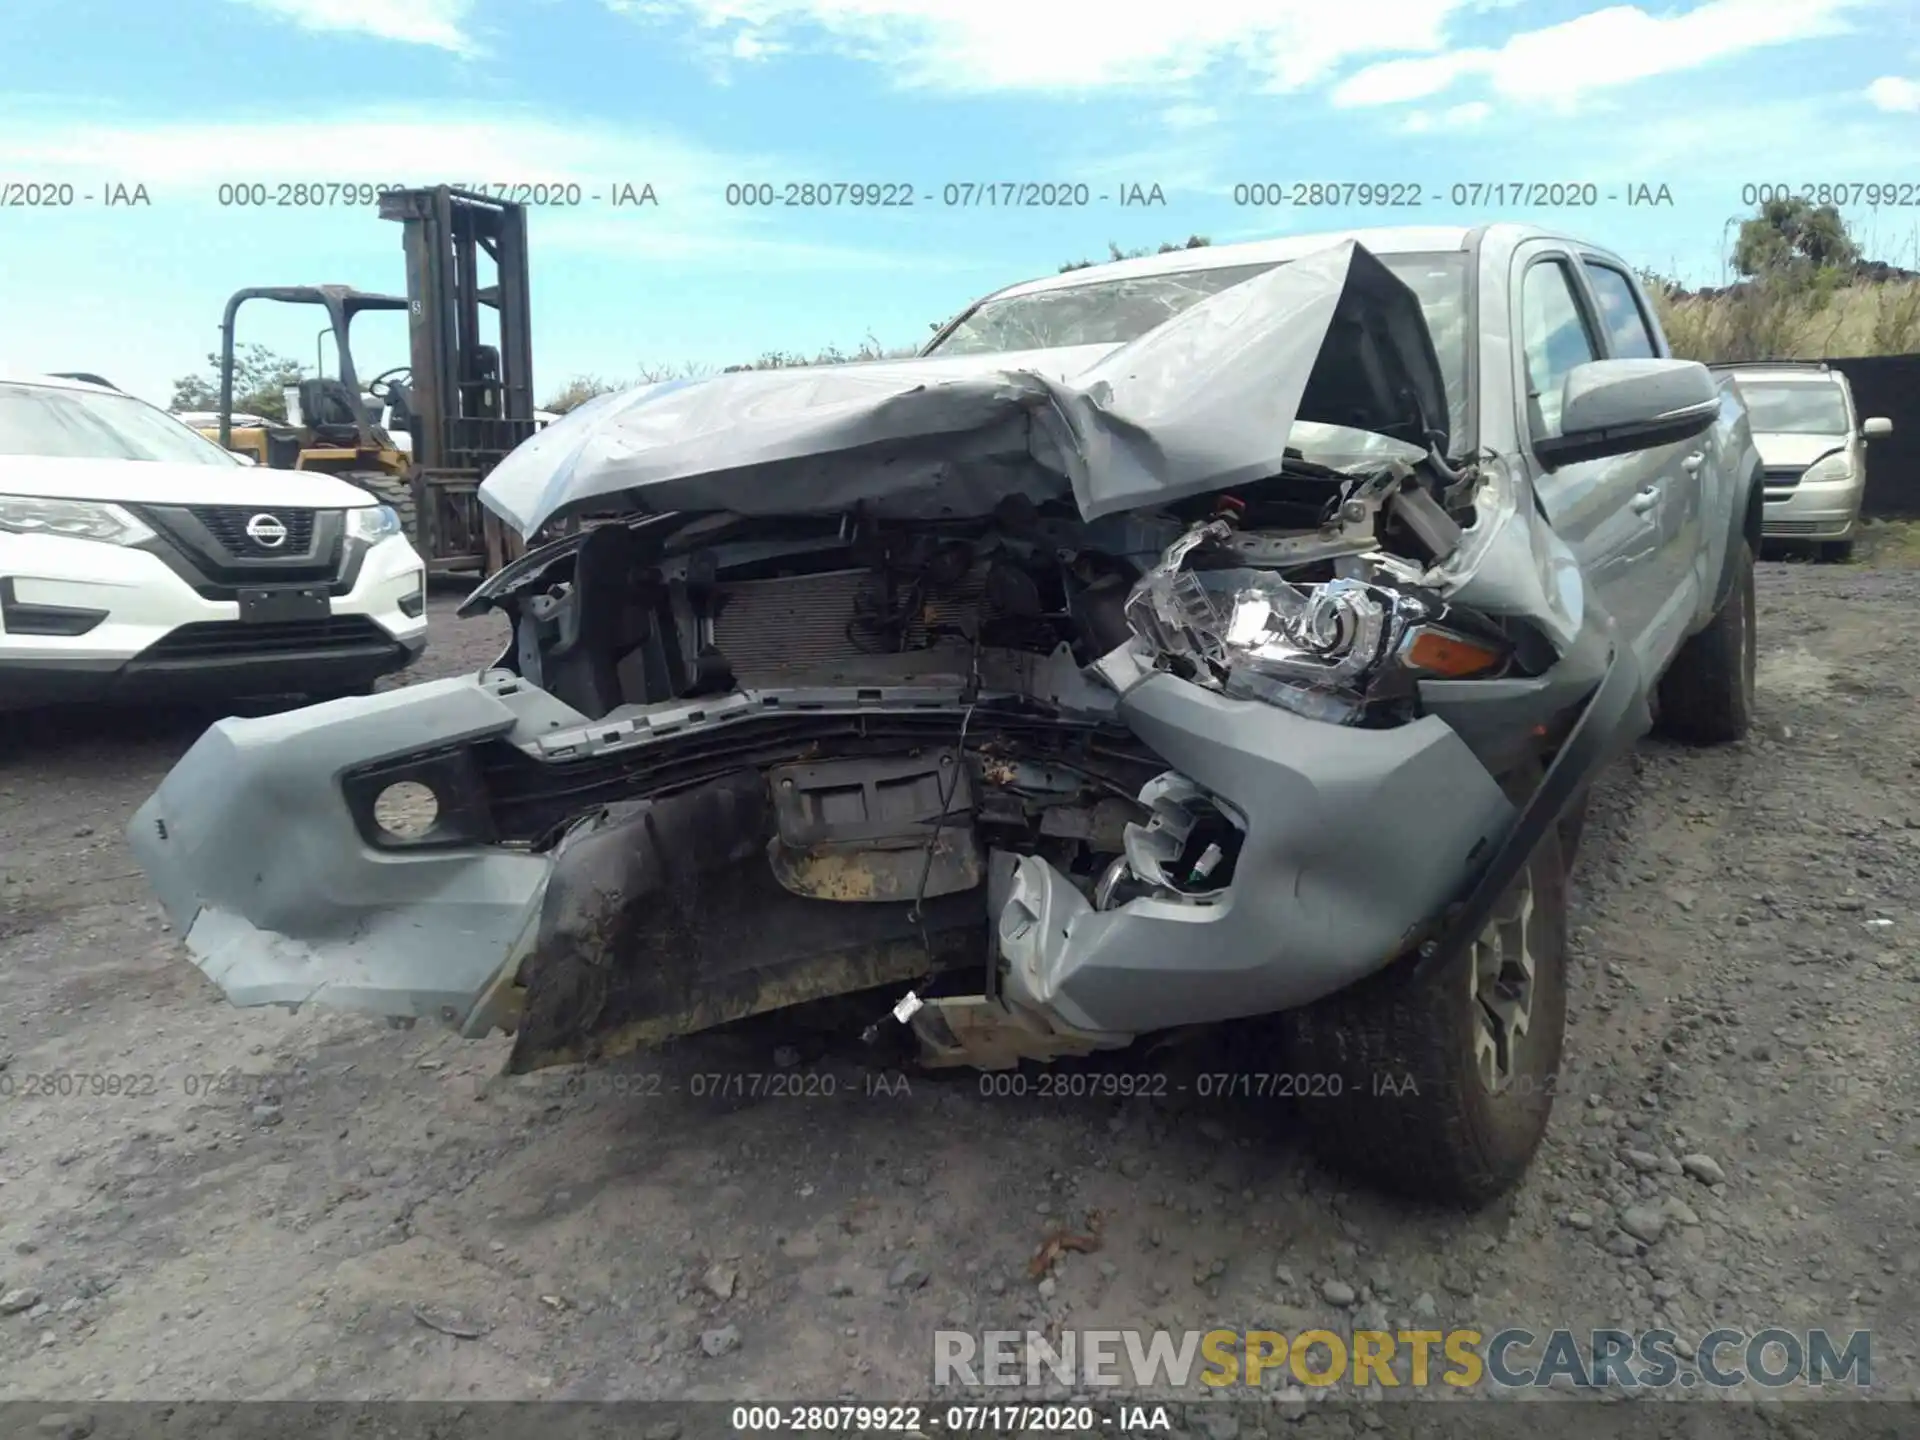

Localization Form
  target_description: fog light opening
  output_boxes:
[397,572,427,619]
[373,780,439,839]
[1169,806,1243,892]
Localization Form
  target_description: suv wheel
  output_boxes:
[1282,783,1569,1207]
[1654,538,1755,744]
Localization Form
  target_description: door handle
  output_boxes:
[1681,452,1705,474]
[1630,485,1660,514]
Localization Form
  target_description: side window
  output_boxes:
[1521,259,1600,437]
[1583,261,1660,359]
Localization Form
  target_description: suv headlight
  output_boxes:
[0,494,156,546]
[1800,452,1854,485]
[346,504,403,543]
[1124,519,1509,724]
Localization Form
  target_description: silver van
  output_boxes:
[1715,361,1892,560]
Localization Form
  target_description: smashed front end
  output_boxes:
[130,241,1633,1073]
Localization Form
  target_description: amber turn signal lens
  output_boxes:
[1400,625,1506,677]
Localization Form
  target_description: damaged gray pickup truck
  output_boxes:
[131,224,1764,1204]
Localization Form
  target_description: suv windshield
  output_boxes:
[1737,381,1849,435]
[0,382,244,465]
[926,253,1471,453]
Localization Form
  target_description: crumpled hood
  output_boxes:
[481,240,1449,534]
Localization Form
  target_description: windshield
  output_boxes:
[0,383,245,465]
[1738,381,1849,435]
[926,252,1471,452]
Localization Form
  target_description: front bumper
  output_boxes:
[993,672,1511,1033]
[1762,475,1862,540]
[127,657,1544,1058]
[0,530,427,709]
[130,676,557,1019]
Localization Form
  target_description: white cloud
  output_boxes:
[228,0,477,52]
[1400,99,1492,131]
[1572,92,1920,182]
[612,0,1469,93]
[0,108,732,188]
[0,107,934,270]
[1334,52,1477,106]
[1334,0,1861,110]
[1865,75,1920,111]
[1159,104,1221,130]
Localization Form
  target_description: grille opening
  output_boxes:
[188,506,318,555]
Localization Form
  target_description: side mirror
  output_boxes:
[1533,359,1720,472]
[1863,416,1893,439]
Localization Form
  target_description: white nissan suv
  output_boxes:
[0,373,428,711]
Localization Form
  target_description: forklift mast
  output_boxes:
[378,186,539,573]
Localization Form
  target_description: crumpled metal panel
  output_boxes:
[126,679,554,1019]
[479,241,1447,535]
[994,668,1514,1033]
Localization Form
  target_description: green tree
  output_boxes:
[729,334,916,371]
[542,375,621,414]
[170,343,307,422]
[1059,235,1211,274]
[1733,198,1860,280]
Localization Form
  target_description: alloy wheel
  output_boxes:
[1470,869,1538,1093]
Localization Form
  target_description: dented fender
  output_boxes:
[994,668,1515,1034]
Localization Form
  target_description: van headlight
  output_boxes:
[1800,453,1854,486]
[346,504,403,542]
[0,495,156,546]
[1124,519,1510,724]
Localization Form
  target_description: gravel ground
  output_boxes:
[3,544,1919,1415]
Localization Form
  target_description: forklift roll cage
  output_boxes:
[216,285,409,454]
[212,187,541,575]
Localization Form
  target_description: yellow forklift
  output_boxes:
[206,187,541,575]
[204,284,417,519]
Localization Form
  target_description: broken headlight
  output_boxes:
[1124,520,1507,724]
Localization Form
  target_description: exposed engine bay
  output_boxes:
[406,436,1550,1072]
[488,437,1526,734]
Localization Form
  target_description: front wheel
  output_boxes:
[1282,795,1569,1208]
[1654,538,1756,744]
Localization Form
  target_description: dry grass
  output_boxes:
[1649,278,1920,363]
[1855,519,1920,570]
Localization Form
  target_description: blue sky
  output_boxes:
[2,0,1917,408]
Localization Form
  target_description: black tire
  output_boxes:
[339,471,418,544]
[1557,786,1591,871]
[1654,538,1756,745]
[1820,539,1855,563]
[1282,774,1569,1208]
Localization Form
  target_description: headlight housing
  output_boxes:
[346,504,403,543]
[1800,452,1854,486]
[0,494,155,546]
[1125,519,1508,724]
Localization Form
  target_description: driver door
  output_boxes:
[1511,245,1663,667]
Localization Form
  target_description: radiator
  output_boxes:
[711,568,989,686]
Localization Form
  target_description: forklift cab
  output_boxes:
[214,285,413,476]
